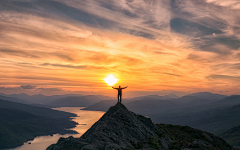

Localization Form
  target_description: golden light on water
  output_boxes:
[104,75,118,86]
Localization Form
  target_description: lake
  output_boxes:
[7,107,105,150]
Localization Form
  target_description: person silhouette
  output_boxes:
[112,86,128,103]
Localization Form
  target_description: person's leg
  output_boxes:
[118,94,120,102]
[120,93,122,103]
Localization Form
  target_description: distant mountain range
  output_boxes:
[47,95,113,107]
[129,94,179,101]
[0,92,226,108]
[0,93,114,107]
[185,92,227,100]
[84,92,227,114]
[0,94,33,104]
[0,93,83,104]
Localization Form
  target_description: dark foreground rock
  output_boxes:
[158,124,233,150]
[47,103,233,150]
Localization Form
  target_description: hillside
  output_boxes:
[5,93,83,104]
[82,100,117,111]
[0,108,77,149]
[129,94,178,101]
[158,124,232,149]
[0,99,76,118]
[47,103,233,150]
[150,102,240,135]
[0,99,78,149]
[47,95,113,107]
[127,98,180,115]
[83,98,180,114]
[0,94,33,104]
[220,125,240,147]
[185,92,227,100]
[84,92,228,114]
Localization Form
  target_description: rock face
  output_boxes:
[47,102,233,150]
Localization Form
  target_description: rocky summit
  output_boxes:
[47,103,233,150]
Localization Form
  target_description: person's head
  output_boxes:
[119,86,121,88]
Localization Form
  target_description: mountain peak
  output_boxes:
[48,102,172,150]
[97,102,129,122]
[105,102,128,113]
[48,103,233,150]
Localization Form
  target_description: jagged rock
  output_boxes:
[47,103,234,150]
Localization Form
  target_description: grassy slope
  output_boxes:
[219,126,240,147]
[158,124,233,150]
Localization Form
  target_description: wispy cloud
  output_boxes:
[0,0,240,96]
[20,85,37,89]
[206,0,240,9]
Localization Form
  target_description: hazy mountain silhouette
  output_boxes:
[176,92,227,105]
[83,94,180,113]
[48,95,113,107]
[126,98,180,115]
[1,93,115,107]
[83,98,180,114]
[84,92,227,114]
[185,92,227,100]
[160,95,240,115]
[0,99,77,149]
[83,100,118,111]
[149,98,240,135]
[129,94,178,101]
[48,103,233,150]
[4,93,83,104]
[189,104,240,133]
[209,95,240,107]
[0,99,76,119]
[0,94,33,104]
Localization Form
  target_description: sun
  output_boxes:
[104,75,118,86]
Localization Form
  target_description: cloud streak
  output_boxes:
[0,0,240,96]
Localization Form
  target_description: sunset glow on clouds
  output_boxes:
[0,0,240,97]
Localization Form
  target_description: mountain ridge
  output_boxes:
[48,95,113,107]
[47,103,233,150]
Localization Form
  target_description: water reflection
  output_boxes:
[8,107,105,150]
[54,107,104,135]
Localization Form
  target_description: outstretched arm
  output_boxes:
[112,87,117,89]
[123,86,128,89]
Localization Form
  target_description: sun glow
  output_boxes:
[104,75,118,86]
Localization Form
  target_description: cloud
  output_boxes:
[41,63,88,69]
[205,0,240,9]
[0,86,20,90]
[20,85,37,89]
[36,87,63,92]
[0,85,66,95]
[0,0,240,96]
[206,74,240,81]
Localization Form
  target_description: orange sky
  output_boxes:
[0,0,240,97]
